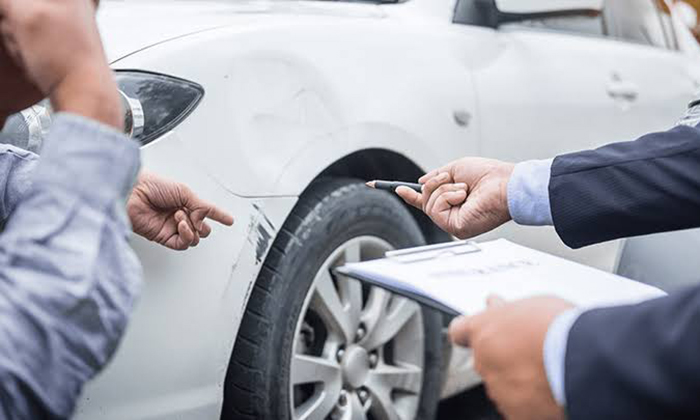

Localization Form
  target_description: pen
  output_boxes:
[366,180,423,193]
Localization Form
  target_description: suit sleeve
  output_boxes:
[549,125,700,249]
[564,286,700,419]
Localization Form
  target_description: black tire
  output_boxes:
[222,178,443,420]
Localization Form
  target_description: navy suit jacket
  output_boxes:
[549,124,700,419]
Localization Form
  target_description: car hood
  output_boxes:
[99,0,385,63]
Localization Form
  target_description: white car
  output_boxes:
[5,0,699,419]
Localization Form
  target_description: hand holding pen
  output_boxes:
[369,157,515,239]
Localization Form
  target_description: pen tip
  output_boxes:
[366,181,376,189]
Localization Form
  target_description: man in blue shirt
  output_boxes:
[397,105,700,417]
[0,0,232,417]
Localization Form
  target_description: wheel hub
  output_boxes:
[340,345,370,389]
[290,236,425,420]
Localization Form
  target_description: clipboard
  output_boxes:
[334,240,479,317]
[334,239,666,317]
[335,265,464,318]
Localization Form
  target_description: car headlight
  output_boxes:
[116,71,204,145]
[0,71,204,150]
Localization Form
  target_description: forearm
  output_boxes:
[561,288,700,419]
[0,114,141,418]
[550,125,700,248]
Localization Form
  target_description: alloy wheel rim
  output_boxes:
[290,236,425,420]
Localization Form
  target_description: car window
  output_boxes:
[605,0,669,48]
[452,0,605,37]
[502,13,605,37]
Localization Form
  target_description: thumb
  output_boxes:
[448,315,475,348]
[395,186,423,210]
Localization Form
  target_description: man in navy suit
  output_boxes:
[397,99,700,419]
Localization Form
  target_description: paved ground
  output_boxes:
[437,386,502,420]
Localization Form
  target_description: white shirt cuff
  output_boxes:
[543,308,585,406]
[507,159,554,226]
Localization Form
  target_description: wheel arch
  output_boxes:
[308,148,451,245]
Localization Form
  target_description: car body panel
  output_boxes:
[616,229,700,293]
[99,0,387,63]
[109,10,479,198]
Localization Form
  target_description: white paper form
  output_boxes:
[337,239,666,316]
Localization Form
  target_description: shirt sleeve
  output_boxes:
[0,113,142,419]
[507,159,555,226]
[543,308,585,407]
[0,145,38,223]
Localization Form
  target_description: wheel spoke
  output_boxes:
[292,355,343,420]
[291,354,341,386]
[366,379,401,420]
[360,287,391,345]
[312,270,356,342]
[294,386,342,420]
[341,392,368,420]
[337,277,363,330]
[343,241,362,263]
[362,298,420,350]
[367,363,423,395]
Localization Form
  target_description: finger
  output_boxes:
[434,190,468,237]
[179,219,197,246]
[198,221,212,238]
[175,210,199,247]
[395,186,423,209]
[487,295,506,308]
[448,315,476,348]
[418,168,441,185]
[425,183,467,217]
[207,205,234,226]
[433,190,468,215]
[192,199,234,227]
[163,220,192,251]
[175,210,199,246]
[421,172,451,212]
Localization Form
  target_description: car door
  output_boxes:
[472,15,627,160]
[602,0,696,138]
[452,3,630,270]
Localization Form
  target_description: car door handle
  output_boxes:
[607,81,639,102]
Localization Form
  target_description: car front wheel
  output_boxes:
[222,178,443,420]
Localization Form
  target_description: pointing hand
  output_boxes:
[127,172,234,251]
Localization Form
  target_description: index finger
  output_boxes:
[191,199,234,227]
[205,204,234,226]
